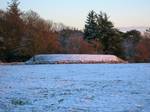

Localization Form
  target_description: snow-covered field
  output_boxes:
[0,64,150,112]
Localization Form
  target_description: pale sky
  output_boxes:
[0,0,150,29]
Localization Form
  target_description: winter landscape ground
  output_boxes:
[0,64,150,112]
[25,54,125,64]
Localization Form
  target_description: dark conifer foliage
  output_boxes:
[84,10,97,40]
[84,11,124,57]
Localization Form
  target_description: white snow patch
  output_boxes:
[25,54,125,64]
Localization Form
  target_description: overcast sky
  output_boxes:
[0,0,150,29]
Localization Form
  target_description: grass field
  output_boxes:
[0,64,150,112]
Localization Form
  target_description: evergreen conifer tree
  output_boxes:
[84,10,97,40]
[84,11,123,57]
[4,0,24,61]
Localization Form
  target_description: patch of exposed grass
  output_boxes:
[11,98,29,106]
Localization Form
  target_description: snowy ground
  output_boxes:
[0,64,150,112]
[25,54,125,64]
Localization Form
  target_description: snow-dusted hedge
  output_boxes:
[25,54,126,64]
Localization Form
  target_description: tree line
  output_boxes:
[0,0,150,62]
[84,10,150,62]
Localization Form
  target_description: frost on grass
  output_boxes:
[0,64,150,112]
[25,54,125,64]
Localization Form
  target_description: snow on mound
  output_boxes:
[25,54,126,64]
